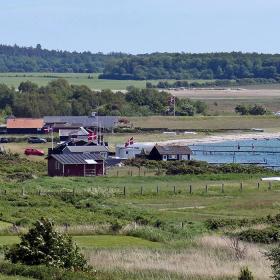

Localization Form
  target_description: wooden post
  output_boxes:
[240,182,243,192]
[4,189,6,195]
[117,170,119,177]
[144,170,146,176]
[140,186,143,195]
[72,188,75,196]
[173,186,176,194]
[123,186,126,196]
[257,182,260,190]
[21,187,24,196]
[269,182,272,190]
[221,183,224,193]
[156,185,159,194]
[138,167,141,176]
[189,184,192,194]
[130,170,133,176]
[205,184,208,193]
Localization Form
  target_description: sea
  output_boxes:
[190,138,280,169]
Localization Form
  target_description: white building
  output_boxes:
[115,142,155,159]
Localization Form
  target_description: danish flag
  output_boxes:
[125,137,134,147]
[87,129,97,142]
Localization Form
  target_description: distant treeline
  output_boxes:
[99,52,280,80]
[147,78,279,89]
[0,44,125,73]
[0,80,206,118]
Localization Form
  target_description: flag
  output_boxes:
[88,130,97,142]
[43,127,52,133]
[125,137,134,147]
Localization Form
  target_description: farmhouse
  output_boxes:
[148,145,192,161]
[47,153,105,177]
[6,118,45,134]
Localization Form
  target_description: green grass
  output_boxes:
[0,274,33,280]
[0,235,160,249]
[0,73,174,90]
[128,115,280,130]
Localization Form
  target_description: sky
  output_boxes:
[0,0,279,54]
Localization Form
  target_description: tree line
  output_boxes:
[0,80,207,118]
[99,52,280,80]
[0,44,125,73]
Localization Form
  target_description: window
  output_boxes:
[162,155,167,161]
[168,154,177,159]
[55,161,60,170]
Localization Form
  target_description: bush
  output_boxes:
[5,217,88,271]
[237,227,280,244]
[266,245,280,280]
[238,267,254,280]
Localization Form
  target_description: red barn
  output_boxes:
[47,153,105,177]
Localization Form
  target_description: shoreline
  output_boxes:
[160,131,280,146]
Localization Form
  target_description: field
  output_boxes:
[0,73,175,90]
[128,115,280,131]
[170,88,280,115]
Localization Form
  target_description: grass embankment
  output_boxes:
[129,115,280,131]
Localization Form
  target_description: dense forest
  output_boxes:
[0,44,124,72]
[0,79,206,118]
[1,45,280,83]
[100,52,280,80]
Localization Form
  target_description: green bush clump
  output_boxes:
[238,267,254,280]
[5,218,88,271]
[0,262,94,280]
[237,227,280,244]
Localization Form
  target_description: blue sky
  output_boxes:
[0,0,279,54]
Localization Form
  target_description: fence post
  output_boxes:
[189,184,192,194]
[173,185,176,194]
[140,186,143,195]
[240,182,243,192]
[221,183,224,193]
[117,170,119,177]
[205,184,208,193]
[156,185,159,195]
[123,186,126,196]
[268,182,272,190]
[21,187,24,196]
[144,170,146,176]
[130,170,133,176]
[257,182,260,190]
[72,188,75,196]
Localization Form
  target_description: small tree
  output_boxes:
[5,218,88,271]
[238,267,254,280]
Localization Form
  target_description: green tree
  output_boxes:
[5,218,88,271]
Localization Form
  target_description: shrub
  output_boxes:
[266,245,280,280]
[237,227,280,244]
[5,217,88,271]
[238,267,254,280]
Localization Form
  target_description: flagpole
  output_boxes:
[51,128,54,150]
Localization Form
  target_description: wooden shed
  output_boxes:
[148,145,192,161]
[47,153,105,177]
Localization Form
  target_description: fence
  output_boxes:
[0,180,277,198]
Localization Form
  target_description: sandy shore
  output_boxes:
[159,131,280,146]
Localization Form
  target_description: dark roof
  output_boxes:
[44,116,119,129]
[49,153,104,165]
[154,145,192,155]
[64,146,109,153]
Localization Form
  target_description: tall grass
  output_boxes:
[86,235,271,280]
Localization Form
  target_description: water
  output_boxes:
[190,138,280,169]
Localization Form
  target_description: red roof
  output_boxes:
[7,118,44,129]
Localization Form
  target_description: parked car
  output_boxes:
[27,137,47,144]
[24,148,45,156]
[0,137,9,143]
